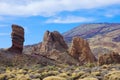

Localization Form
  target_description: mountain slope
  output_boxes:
[63,23,120,42]
[63,23,120,57]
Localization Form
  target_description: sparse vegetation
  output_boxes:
[43,76,66,80]
[104,71,120,80]
[0,63,119,80]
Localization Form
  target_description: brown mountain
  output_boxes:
[63,23,120,57]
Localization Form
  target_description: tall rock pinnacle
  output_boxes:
[8,24,24,53]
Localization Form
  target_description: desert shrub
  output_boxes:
[79,77,98,80]
[91,71,101,76]
[57,73,69,78]
[104,71,120,80]
[0,74,7,80]
[40,71,58,79]
[84,63,96,68]
[43,76,66,80]
[71,71,85,80]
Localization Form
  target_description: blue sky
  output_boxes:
[0,0,120,48]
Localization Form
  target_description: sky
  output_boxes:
[0,0,120,48]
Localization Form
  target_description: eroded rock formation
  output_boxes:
[69,37,96,64]
[98,52,120,65]
[40,31,68,54]
[8,24,24,53]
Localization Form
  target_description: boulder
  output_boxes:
[8,24,24,53]
[98,52,120,65]
[69,37,96,64]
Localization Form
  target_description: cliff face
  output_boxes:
[69,37,96,64]
[8,24,24,53]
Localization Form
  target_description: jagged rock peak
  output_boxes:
[8,24,25,53]
[40,30,68,53]
[69,37,96,64]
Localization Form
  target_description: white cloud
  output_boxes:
[46,16,95,23]
[0,0,120,16]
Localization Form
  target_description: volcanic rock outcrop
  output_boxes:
[98,52,120,65]
[40,31,68,54]
[8,24,24,53]
[69,37,96,64]
[23,30,79,65]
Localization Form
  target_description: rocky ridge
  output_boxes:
[22,24,120,65]
[1,24,98,65]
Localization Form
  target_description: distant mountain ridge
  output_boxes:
[63,23,120,56]
[63,23,120,42]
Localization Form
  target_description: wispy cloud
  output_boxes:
[24,26,30,34]
[46,16,95,23]
[0,24,8,27]
[0,33,9,36]
[0,0,120,16]
[104,9,120,18]
[0,16,4,21]
[105,14,114,18]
